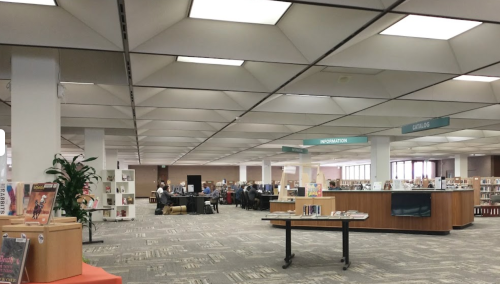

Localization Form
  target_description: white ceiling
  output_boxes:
[1,0,500,166]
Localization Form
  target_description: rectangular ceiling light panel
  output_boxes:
[381,15,482,40]
[453,75,500,82]
[0,0,55,5]
[190,0,291,25]
[177,56,244,66]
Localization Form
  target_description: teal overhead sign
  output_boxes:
[282,146,308,154]
[401,117,450,134]
[303,137,368,145]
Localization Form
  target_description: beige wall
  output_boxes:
[129,165,158,198]
[168,166,239,185]
[468,156,492,177]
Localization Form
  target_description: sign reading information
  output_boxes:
[303,136,368,145]
[282,146,308,154]
[401,117,450,134]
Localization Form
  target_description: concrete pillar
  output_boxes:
[0,145,7,183]
[299,153,311,187]
[84,129,105,221]
[106,149,118,170]
[239,165,247,181]
[455,154,468,178]
[118,160,128,170]
[11,47,60,182]
[370,136,390,184]
[262,160,272,184]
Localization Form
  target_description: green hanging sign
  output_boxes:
[282,146,308,154]
[303,137,368,145]
[402,117,450,134]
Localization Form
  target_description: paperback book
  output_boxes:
[24,183,59,225]
[0,237,30,284]
[0,183,17,216]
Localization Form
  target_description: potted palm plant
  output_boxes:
[45,154,101,224]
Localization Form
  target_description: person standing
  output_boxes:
[211,184,220,213]
[235,185,243,207]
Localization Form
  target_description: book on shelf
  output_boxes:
[103,210,111,218]
[0,237,30,284]
[0,183,18,216]
[122,197,127,205]
[302,205,322,216]
[120,186,125,193]
[24,183,58,225]
[105,186,111,193]
[107,175,114,182]
[92,197,99,209]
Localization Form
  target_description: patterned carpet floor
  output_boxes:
[83,198,500,284]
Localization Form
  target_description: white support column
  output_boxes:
[370,136,390,185]
[299,153,311,186]
[105,149,118,170]
[11,47,60,182]
[84,129,105,221]
[239,165,247,181]
[455,154,468,178]
[118,160,128,170]
[0,145,7,183]
[262,160,272,184]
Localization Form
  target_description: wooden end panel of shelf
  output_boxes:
[452,190,474,227]
[472,176,481,206]
[269,202,293,226]
[316,191,452,232]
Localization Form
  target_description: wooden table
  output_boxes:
[262,214,368,270]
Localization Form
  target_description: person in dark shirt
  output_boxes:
[235,185,243,207]
[248,184,260,209]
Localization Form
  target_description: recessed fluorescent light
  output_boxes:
[453,75,500,82]
[0,0,55,5]
[380,15,482,40]
[61,82,94,85]
[177,56,244,66]
[189,0,291,25]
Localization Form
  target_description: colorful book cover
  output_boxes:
[0,183,17,216]
[0,237,30,284]
[24,183,58,225]
[306,183,322,197]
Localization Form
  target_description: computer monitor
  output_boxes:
[264,184,272,192]
[297,187,306,197]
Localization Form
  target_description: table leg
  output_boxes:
[83,212,104,245]
[340,221,350,270]
[283,220,295,269]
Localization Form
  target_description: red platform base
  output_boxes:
[28,263,121,284]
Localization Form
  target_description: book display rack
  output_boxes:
[102,169,136,221]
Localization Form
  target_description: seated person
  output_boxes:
[159,186,173,214]
[248,184,260,209]
[211,185,220,213]
[202,183,211,195]
[157,182,165,195]
[328,181,342,190]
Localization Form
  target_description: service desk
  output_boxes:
[270,190,474,234]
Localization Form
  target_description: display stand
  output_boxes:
[102,169,136,221]
[1,223,82,282]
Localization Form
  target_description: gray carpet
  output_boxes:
[83,199,500,284]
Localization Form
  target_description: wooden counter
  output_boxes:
[270,190,474,234]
